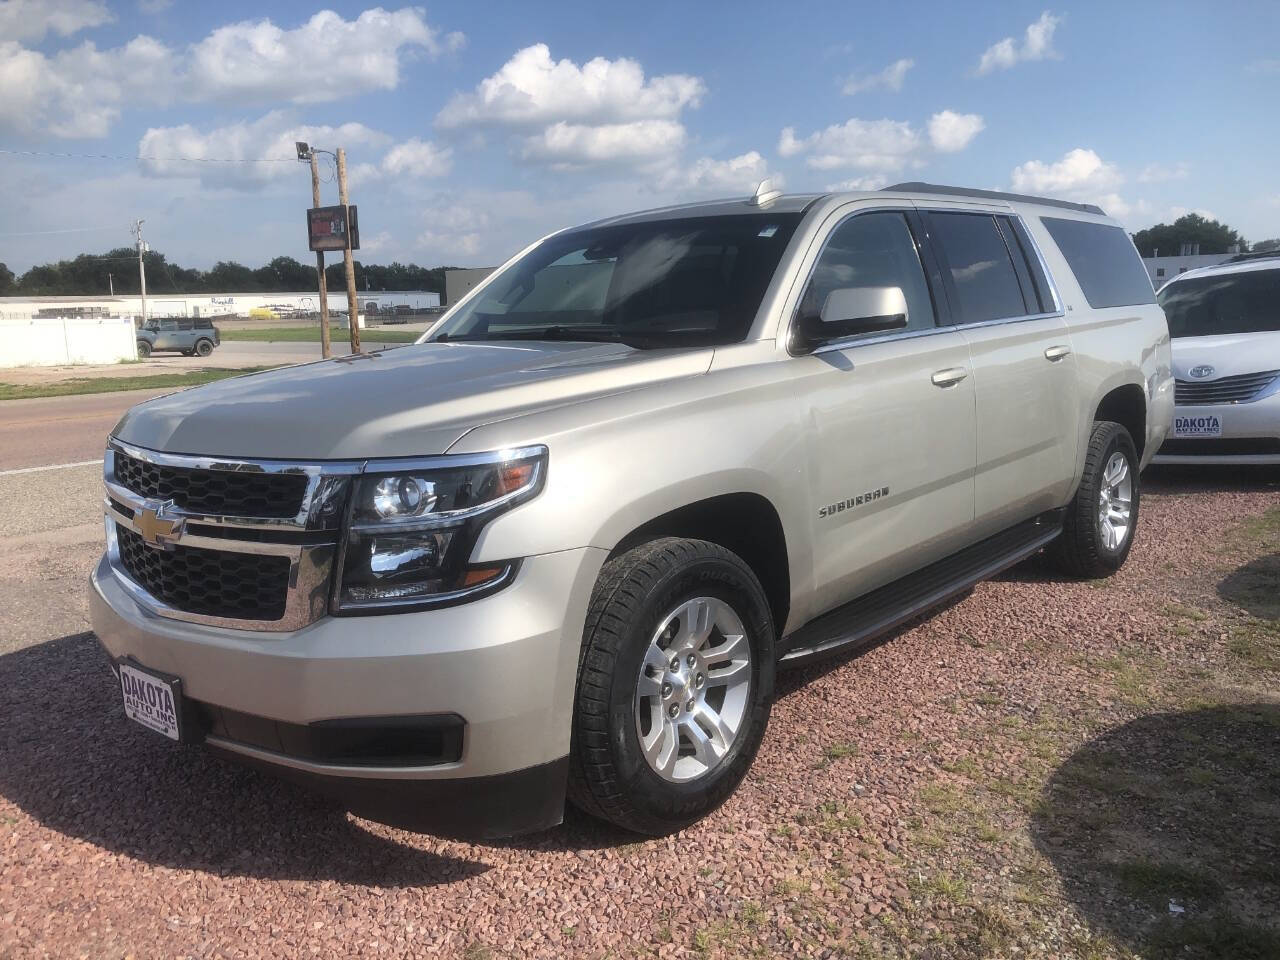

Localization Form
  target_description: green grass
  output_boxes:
[0,367,276,400]
[219,324,419,343]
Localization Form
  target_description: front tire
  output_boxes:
[568,538,775,835]
[136,340,151,358]
[1050,420,1140,578]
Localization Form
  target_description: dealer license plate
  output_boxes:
[1173,414,1222,438]
[118,660,183,741]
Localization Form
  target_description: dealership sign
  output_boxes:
[307,205,360,252]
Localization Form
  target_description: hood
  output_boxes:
[113,341,712,459]
[1170,330,1280,380]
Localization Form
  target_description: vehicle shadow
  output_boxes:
[1219,553,1280,621]
[1030,704,1280,958]
[0,633,489,887]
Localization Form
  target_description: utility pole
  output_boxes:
[309,152,332,359]
[336,148,361,353]
[132,219,147,325]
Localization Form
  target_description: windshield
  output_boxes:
[1159,268,1280,338]
[431,213,803,348]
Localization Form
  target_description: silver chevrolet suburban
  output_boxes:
[91,183,1173,838]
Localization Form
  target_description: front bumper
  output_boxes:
[90,546,607,837]
[1152,393,1280,465]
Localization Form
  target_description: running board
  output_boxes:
[779,511,1063,668]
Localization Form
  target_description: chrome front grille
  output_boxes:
[114,449,309,518]
[103,440,359,631]
[1175,369,1279,405]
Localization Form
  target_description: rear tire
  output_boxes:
[568,538,775,835]
[1049,420,1140,578]
[194,338,214,357]
[136,341,151,358]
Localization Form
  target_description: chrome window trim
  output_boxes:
[808,310,1068,358]
[786,204,1067,358]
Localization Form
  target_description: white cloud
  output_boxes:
[0,0,111,43]
[0,36,175,138]
[1010,148,1129,217]
[1011,148,1121,194]
[188,9,460,105]
[522,120,686,167]
[1137,161,1190,183]
[660,151,782,195]
[842,58,914,95]
[417,204,490,257]
[927,110,985,152]
[137,0,172,11]
[381,138,453,178]
[779,118,923,171]
[977,11,1062,75]
[436,44,703,169]
[0,7,461,138]
[825,175,890,191]
[438,43,703,128]
[137,112,389,187]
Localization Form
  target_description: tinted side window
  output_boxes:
[926,212,1029,323]
[1040,217,1155,309]
[799,212,936,335]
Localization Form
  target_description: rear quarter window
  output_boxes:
[1040,217,1155,309]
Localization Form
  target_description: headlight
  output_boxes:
[334,446,546,612]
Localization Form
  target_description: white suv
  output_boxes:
[1154,254,1280,464]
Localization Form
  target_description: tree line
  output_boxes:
[1131,213,1277,258]
[0,250,463,298]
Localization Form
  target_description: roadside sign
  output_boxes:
[307,205,360,252]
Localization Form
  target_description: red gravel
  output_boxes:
[1,468,1277,959]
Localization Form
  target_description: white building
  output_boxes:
[1142,254,1231,289]
[0,290,442,368]
[0,289,440,322]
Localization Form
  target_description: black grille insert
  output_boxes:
[116,525,291,621]
[113,450,308,519]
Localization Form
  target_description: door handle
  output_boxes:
[931,366,968,388]
[1044,344,1072,361]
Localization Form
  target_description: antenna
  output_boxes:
[747,179,783,207]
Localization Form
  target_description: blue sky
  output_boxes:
[2,0,1277,274]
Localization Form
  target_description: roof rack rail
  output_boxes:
[885,181,1106,216]
[1226,249,1280,264]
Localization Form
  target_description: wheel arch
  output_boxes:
[1093,382,1147,459]
[607,492,791,639]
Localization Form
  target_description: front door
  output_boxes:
[795,209,977,617]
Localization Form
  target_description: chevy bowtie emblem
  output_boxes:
[135,498,185,550]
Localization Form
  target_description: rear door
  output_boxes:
[921,209,1080,536]
[794,207,978,615]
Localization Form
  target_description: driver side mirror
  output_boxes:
[793,286,909,354]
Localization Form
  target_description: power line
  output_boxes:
[0,148,295,164]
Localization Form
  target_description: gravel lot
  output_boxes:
[1,467,1277,959]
